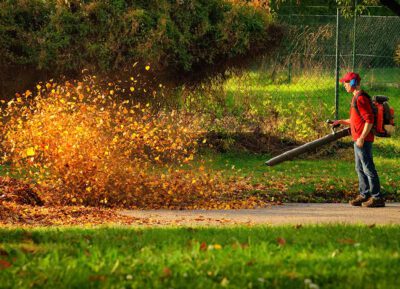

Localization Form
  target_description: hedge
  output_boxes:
[0,0,283,75]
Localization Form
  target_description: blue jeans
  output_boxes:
[354,141,382,199]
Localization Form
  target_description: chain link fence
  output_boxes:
[254,3,400,121]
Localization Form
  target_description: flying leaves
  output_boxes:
[0,77,273,210]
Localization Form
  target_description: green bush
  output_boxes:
[0,0,283,74]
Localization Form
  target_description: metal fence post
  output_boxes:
[352,0,358,70]
[288,0,292,84]
[335,8,341,120]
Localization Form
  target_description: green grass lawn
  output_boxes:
[223,67,400,120]
[0,226,399,289]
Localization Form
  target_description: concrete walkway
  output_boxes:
[120,203,400,226]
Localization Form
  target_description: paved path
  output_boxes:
[120,203,400,226]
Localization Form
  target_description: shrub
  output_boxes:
[0,0,282,75]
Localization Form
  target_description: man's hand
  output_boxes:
[330,119,350,126]
[356,137,365,148]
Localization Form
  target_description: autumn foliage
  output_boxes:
[0,75,269,210]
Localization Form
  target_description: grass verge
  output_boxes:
[0,226,399,289]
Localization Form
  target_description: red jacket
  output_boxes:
[350,92,375,142]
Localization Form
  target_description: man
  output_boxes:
[333,72,385,208]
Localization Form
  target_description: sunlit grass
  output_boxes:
[1,226,399,289]
[223,68,400,120]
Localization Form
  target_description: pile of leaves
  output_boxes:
[0,176,43,206]
[0,74,274,217]
[0,176,138,226]
[0,201,141,227]
[0,175,274,226]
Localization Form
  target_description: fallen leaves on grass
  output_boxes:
[162,267,172,278]
[88,275,107,282]
[276,237,286,246]
[337,238,357,245]
[0,259,12,270]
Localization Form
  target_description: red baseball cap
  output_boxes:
[339,72,361,83]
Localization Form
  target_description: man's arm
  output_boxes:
[360,122,373,139]
[337,119,350,126]
[355,95,375,147]
[356,122,373,148]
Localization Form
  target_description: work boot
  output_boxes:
[349,195,370,206]
[362,197,385,208]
